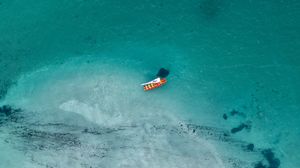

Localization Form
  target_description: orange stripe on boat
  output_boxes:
[143,78,167,91]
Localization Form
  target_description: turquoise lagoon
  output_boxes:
[0,0,299,167]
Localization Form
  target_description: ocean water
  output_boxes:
[0,0,299,168]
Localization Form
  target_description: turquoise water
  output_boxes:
[0,0,299,167]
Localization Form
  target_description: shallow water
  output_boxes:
[0,0,299,168]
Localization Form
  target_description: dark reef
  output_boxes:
[254,149,280,168]
[231,123,246,133]
[255,162,267,168]
[0,105,21,116]
[230,109,246,117]
[231,122,251,134]
[262,149,280,168]
[0,105,23,125]
[0,103,280,168]
[246,143,254,151]
[223,109,246,120]
[223,113,228,120]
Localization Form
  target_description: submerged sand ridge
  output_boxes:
[0,55,284,168]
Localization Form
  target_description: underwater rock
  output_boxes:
[230,109,239,116]
[0,105,22,125]
[231,123,246,134]
[254,161,267,168]
[262,149,280,168]
[230,109,246,117]
[254,149,281,168]
[0,105,21,116]
[223,113,228,120]
[262,149,274,161]
[231,121,252,134]
[223,109,246,120]
[0,105,13,116]
[269,158,280,168]
[247,143,254,151]
[231,122,252,134]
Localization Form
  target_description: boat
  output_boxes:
[141,78,167,91]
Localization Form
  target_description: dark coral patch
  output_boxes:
[223,113,228,120]
[0,105,21,116]
[246,143,254,151]
[254,161,267,168]
[230,109,246,117]
[230,121,252,134]
[254,149,280,168]
[231,123,246,134]
[0,105,22,124]
[262,149,280,168]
